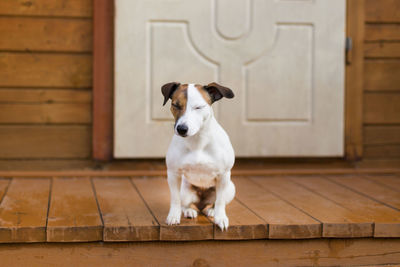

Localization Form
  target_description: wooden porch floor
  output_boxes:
[0,173,400,243]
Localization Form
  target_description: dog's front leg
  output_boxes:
[214,171,235,231]
[166,170,182,225]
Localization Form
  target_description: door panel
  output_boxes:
[114,0,346,157]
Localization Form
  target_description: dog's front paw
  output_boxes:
[214,214,229,231]
[205,207,215,217]
[166,208,181,225]
[183,207,198,218]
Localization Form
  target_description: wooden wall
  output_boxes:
[0,0,93,169]
[363,0,400,160]
[0,0,398,170]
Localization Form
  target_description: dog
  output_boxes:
[161,82,235,231]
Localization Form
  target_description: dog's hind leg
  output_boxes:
[180,178,199,218]
[205,180,234,218]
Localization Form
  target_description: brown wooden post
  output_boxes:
[93,0,114,161]
[345,0,365,160]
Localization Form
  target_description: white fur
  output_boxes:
[165,84,235,231]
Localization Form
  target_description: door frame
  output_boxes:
[92,0,364,161]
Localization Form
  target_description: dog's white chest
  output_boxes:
[179,151,218,188]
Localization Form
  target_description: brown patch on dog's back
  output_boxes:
[195,84,212,105]
[170,84,188,122]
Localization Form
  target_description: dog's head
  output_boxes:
[162,82,234,137]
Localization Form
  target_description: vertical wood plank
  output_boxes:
[0,178,50,242]
[47,178,103,242]
[132,177,214,241]
[345,0,365,160]
[292,176,400,237]
[252,177,373,238]
[93,178,159,241]
[93,0,114,161]
[233,177,321,239]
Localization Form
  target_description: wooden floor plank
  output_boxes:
[212,199,267,240]
[47,178,103,242]
[364,175,400,191]
[1,239,400,267]
[330,176,400,210]
[233,177,321,239]
[292,176,400,237]
[251,177,373,238]
[132,177,213,241]
[0,179,9,203]
[0,178,50,242]
[93,178,159,241]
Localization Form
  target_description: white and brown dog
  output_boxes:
[162,82,235,231]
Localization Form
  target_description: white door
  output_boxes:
[114,0,346,157]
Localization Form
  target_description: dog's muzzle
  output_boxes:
[176,124,188,137]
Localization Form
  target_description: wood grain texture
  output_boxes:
[365,0,400,23]
[47,178,103,242]
[93,178,159,241]
[212,199,267,240]
[0,88,91,131]
[132,177,213,241]
[0,160,96,171]
[0,126,91,159]
[0,103,91,124]
[345,0,364,160]
[92,0,114,161]
[364,126,400,145]
[0,89,91,103]
[0,17,92,52]
[365,24,400,41]
[0,53,91,88]
[364,145,400,159]
[365,42,400,58]
[0,180,10,204]
[1,239,400,267]
[364,93,400,123]
[292,176,400,237]
[252,177,373,238]
[0,166,399,178]
[0,178,50,242]
[365,175,400,191]
[0,0,92,17]
[233,177,321,239]
[364,60,400,91]
[330,176,400,210]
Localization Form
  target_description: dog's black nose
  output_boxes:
[176,124,188,136]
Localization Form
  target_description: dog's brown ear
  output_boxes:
[204,82,234,103]
[161,82,180,106]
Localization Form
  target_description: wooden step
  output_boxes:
[0,172,399,242]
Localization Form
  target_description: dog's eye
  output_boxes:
[195,106,205,110]
[172,103,181,110]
